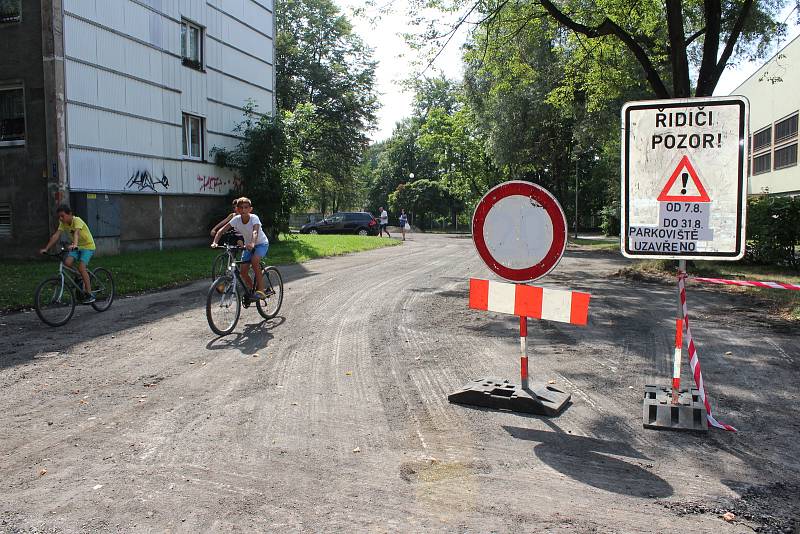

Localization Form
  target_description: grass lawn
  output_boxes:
[568,237,620,251]
[0,234,400,312]
[625,259,800,320]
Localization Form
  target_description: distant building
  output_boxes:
[0,0,275,256]
[731,34,799,196]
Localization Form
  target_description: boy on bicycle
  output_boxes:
[40,204,96,304]
[211,197,269,300]
[210,198,244,247]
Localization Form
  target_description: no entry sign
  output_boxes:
[472,181,567,282]
[621,96,749,260]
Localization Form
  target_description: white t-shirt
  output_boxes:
[380,210,389,224]
[229,214,269,245]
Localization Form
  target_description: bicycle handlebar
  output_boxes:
[41,248,69,258]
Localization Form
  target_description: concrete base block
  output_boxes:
[643,385,708,431]
[448,377,571,416]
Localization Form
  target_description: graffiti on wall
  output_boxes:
[197,175,242,193]
[126,170,170,192]
[197,175,223,192]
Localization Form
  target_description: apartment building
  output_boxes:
[732,34,799,196]
[0,0,275,255]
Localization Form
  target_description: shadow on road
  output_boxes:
[504,424,674,498]
[205,316,286,354]
[0,263,311,371]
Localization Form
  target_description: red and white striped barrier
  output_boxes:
[692,277,800,291]
[679,272,737,432]
[469,278,591,325]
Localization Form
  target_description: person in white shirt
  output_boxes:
[378,207,390,237]
[211,197,269,300]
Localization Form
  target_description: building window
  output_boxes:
[0,0,21,23]
[774,113,798,143]
[753,152,771,175]
[0,86,25,147]
[774,143,798,170]
[182,113,204,159]
[181,19,204,70]
[752,127,772,152]
[0,203,10,237]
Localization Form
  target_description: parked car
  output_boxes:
[300,212,378,236]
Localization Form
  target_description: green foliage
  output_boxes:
[276,0,378,214]
[746,195,800,268]
[600,200,621,237]
[405,0,794,97]
[388,179,449,227]
[212,105,306,240]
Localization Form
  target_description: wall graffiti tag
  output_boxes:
[126,170,169,192]
[197,175,224,192]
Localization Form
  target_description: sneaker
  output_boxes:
[255,290,268,300]
[82,295,96,304]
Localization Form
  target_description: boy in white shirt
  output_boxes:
[211,197,269,299]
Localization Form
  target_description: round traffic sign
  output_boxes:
[472,181,567,282]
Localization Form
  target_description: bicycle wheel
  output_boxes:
[211,252,229,281]
[256,266,283,320]
[206,275,240,336]
[34,277,76,327]
[90,267,115,312]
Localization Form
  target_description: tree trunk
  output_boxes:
[666,0,691,97]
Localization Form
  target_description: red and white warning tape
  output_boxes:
[679,272,737,432]
[692,277,800,291]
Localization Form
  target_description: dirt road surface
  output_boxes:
[2,234,798,533]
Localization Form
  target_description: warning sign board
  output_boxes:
[621,96,749,260]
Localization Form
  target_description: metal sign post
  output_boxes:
[449,181,591,416]
[622,96,749,431]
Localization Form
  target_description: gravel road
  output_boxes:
[1,233,798,533]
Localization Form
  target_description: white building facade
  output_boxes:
[65,0,274,198]
[0,0,274,256]
[732,35,799,196]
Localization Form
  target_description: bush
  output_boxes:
[745,195,800,268]
[600,200,620,237]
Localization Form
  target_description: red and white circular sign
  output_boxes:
[472,181,567,283]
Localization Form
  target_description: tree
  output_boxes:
[388,179,450,228]
[407,0,794,99]
[276,0,379,213]
[212,106,307,240]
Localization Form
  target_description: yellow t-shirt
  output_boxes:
[58,216,96,250]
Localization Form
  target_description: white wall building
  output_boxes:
[0,0,275,255]
[731,35,799,196]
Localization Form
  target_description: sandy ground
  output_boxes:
[1,233,798,533]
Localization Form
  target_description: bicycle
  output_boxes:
[211,236,267,281]
[206,244,284,336]
[35,248,115,327]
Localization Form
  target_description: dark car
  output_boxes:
[300,212,378,236]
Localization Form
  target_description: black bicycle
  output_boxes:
[35,248,115,326]
[206,244,284,336]
[211,236,266,281]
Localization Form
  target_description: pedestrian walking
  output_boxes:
[378,207,390,237]
[399,209,408,241]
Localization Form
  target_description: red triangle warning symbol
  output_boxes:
[657,155,711,202]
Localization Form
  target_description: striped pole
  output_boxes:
[678,271,737,431]
[520,316,528,390]
[672,259,686,404]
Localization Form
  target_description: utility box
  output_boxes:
[71,192,121,238]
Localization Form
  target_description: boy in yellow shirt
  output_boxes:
[40,204,97,303]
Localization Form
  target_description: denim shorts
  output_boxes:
[68,249,94,265]
[242,243,268,262]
